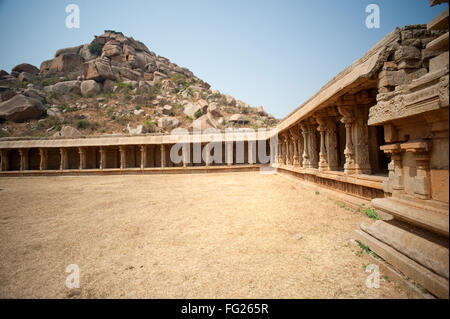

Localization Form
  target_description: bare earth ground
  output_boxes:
[0,172,412,298]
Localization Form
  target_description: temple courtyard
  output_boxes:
[0,172,413,298]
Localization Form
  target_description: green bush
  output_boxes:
[88,42,103,56]
[194,109,203,119]
[76,119,90,129]
[143,120,156,132]
[115,82,133,90]
[364,208,380,220]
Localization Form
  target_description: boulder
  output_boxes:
[18,72,35,82]
[0,70,9,79]
[224,94,236,106]
[79,44,97,61]
[208,102,222,117]
[162,105,173,115]
[11,63,39,75]
[183,102,202,118]
[133,109,145,116]
[84,58,116,81]
[229,113,249,124]
[47,107,62,118]
[153,71,168,81]
[0,86,16,102]
[157,116,178,129]
[53,125,82,138]
[44,80,81,95]
[80,80,102,96]
[55,45,83,57]
[197,99,208,113]
[0,94,46,122]
[42,54,84,74]
[102,41,122,58]
[112,66,141,81]
[127,123,148,135]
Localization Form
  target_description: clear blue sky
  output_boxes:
[0,0,446,118]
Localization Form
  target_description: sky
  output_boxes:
[0,0,446,119]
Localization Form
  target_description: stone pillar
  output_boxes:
[277,140,283,164]
[380,144,403,196]
[39,148,48,171]
[354,92,372,174]
[139,145,147,169]
[18,148,29,171]
[1,149,10,171]
[78,147,86,170]
[300,122,310,168]
[314,114,329,171]
[59,148,67,171]
[248,141,255,164]
[401,141,432,200]
[226,142,233,166]
[326,113,340,171]
[205,144,211,166]
[284,134,291,165]
[308,118,319,169]
[338,102,356,174]
[99,147,106,170]
[160,144,165,168]
[119,146,126,169]
[182,143,189,168]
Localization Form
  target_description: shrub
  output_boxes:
[364,208,380,220]
[88,42,103,56]
[76,119,90,129]
[194,109,203,119]
[143,120,156,132]
[115,82,133,90]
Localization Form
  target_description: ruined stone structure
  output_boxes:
[0,0,448,298]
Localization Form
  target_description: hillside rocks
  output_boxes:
[12,63,39,75]
[0,94,45,122]
[80,80,102,96]
[0,30,278,137]
[44,80,81,95]
[53,125,82,138]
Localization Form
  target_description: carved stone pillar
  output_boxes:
[18,148,29,171]
[300,122,310,168]
[326,109,340,171]
[338,103,356,174]
[401,140,432,200]
[308,118,319,169]
[314,114,329,171]
[354,93,372,174]
[284,134,291,165]
[1,149,10,171]
[59,148,67,171]
[99,147,106,170]
[139,145,146,169]
[119,146,126,169]
[290,129,299,165]
[39,148,48,171]
[160,144,165,168]
[78,147,86,170]
[380,143,403,197]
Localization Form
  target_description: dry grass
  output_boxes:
[0,172,411,298]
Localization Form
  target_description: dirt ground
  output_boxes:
[0,172,412,298]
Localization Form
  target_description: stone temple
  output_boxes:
[0,0,449,298]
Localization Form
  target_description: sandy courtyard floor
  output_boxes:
[0,172,411,298]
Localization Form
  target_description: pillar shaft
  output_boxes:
[140,145,147,169]
[99,147,106,170]
[19,148,29,171]
[160,145,165,168]
[59,148,67,171]
[39,148,47,171]
[119,146,126,169]
[78,147,86,170]
[1,149,10,171]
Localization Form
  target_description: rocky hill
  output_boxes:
[0,30,277,138]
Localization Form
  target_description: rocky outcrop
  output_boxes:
[0,94,46,122]
[53,125,82,138]
[11,63,39,75]
[44,80,81,95]
[80,80,102,96]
